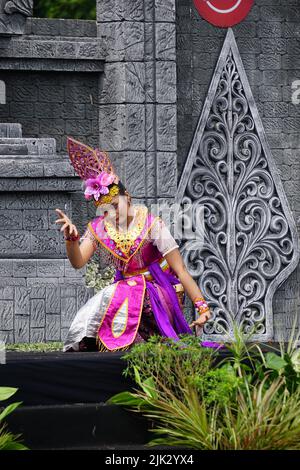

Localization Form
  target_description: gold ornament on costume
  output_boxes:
[104,206,148,257]
[94,184,120,206]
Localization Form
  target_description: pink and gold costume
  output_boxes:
[63,204,192,352]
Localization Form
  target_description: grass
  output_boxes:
[6,342,63,352]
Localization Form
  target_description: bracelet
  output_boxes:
[195,307,210,316]
[64,234,80,242]
[193,296,205,302]
[195,306,210,316]
[193,296,210,316]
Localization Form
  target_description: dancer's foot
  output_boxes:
[78,337,98,352]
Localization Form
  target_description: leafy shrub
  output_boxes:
[0,388,27,450]
[191,364,242,406]
[123,335,215,395]
[108,324,300,450]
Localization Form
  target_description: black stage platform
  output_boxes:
[1,351,148,449]
[1,351,135,406]
[0,344,284,449]
[1,343,281,406]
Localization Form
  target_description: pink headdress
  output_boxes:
[67,137,122,206]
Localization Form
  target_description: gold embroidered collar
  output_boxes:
[103,205,148,257]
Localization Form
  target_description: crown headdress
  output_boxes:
[67,137,123,207]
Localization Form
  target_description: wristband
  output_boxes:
[64,234,80,242]
[193,296,210,316]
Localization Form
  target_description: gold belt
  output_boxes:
[123,257,168,281]
[123,257,185,294]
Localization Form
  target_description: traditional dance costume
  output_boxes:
[63,138,211,352]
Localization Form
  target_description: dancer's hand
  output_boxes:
[55,208,79,238]
[189,309,211,328]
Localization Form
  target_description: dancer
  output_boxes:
[56,138,212,352]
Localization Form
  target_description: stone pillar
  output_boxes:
[96,0,177,208]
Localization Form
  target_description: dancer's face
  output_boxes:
[103,194,130,227]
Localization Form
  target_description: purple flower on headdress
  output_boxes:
[84,172,115,201]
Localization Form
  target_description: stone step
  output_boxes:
[0,143,28,155]
[0,138,56,156]
[0,157,76,177]
[6,403,151,450]
[0,123,22,138]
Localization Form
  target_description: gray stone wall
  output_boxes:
[0,14,100,155]
[0,71,100,153]
[0,1,179,343]
[0,258,93,344]
[176,0,300,340]
[25,18,97,37]
[0,126,94,344]
[96,0,178,206]
[0,11,101,343]
[0,0,299,343]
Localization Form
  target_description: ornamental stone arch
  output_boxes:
[176,28,300,342]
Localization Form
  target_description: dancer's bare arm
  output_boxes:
[164,248,211,327]
[55,208,95,269]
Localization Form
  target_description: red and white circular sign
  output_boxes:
[193,0,254,27]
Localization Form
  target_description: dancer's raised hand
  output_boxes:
[55,208,79,238]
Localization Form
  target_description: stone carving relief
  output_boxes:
[0,0,33,35]
[176,29,300,342]
[4,0,33,16]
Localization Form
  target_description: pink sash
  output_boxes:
[98,274,146,351]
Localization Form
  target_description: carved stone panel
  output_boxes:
[0,0,33,35]
[176,29,300,342]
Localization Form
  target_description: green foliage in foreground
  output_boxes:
[108,323,300,450]
[0,388,27,450]
[6,342,63,352]
[34,0,96,20]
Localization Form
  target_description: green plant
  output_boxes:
[191,364,242,406]
[108,324,300,450]
[34,0,96,20]
[85,260,115,293]
[219,376,300,450]
[253,315,300,394]
[111,364,223,450]
[0,388,27,450]
[122,335,215,393]
[6,342,63,352]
